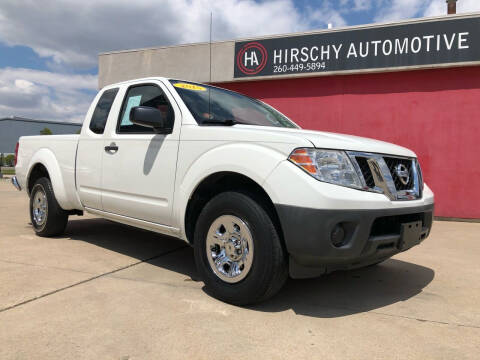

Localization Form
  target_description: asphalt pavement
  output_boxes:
[0,181,479,359]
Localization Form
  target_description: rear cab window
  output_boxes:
[89,88,119,134]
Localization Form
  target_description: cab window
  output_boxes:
[89,88,118,134]
[117,84,174,134]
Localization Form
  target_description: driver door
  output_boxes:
[101,81,180,226]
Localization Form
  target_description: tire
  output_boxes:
[194,191,287,305]
[29,177,68,237]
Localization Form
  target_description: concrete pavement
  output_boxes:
[0,181,479,359]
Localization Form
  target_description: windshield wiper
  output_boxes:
[201,119,241,126]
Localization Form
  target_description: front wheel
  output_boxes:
[194,191,287,305]
[30,177,68,237]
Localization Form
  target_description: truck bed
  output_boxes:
[16,135,81,210]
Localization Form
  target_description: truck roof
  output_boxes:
[102,76,172,89]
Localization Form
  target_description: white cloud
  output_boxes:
[305,1,348,29]
[339,0,371,12]
[0,68,97,123]
[0,0,320,69]
[0,0,333,122]
[375,0,480,22]
[352,0,371,11]
[14,79,34,91]
[423,0,445,16]
[374,0,431,22]
[424,0,480,17]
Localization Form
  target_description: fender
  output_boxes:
[27,148,78,210]
[173,142,287,239]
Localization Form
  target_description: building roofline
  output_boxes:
[0,117,82,126]
[98,12,480,56]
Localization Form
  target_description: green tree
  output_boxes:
[40,127,52,135]
[0,153,4,167]
[5,154,15,167]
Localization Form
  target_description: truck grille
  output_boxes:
[383,157,414,191]
[348,151,422,201]
[355,157,375,188]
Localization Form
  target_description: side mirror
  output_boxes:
[130,106,172,134]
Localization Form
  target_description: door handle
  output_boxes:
[104,143,118,153]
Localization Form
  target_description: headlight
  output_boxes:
[288,148,362,189]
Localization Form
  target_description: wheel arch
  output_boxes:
[26,149,73,209]
[27,163,50,194]
[184,171,285,250]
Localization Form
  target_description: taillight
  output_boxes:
[14,142,19,166]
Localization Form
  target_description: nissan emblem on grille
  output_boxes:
[395,164,410,185]
[347,151,421,201]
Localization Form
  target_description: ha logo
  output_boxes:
[236,42,268,75]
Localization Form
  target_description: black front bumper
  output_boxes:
[275,203,434,278]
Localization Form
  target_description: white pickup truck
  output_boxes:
[13,77,434,305]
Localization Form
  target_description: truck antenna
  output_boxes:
[209,11,213,83]
[208,11,213,120]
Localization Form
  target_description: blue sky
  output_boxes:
[0,0,479,123]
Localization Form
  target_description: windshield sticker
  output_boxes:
[121,95,142,125]
[174,83,207,91]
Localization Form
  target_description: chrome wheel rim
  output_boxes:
[32,187,47,226]
[206,215,254,283]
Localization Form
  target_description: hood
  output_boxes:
[237,126,416,158]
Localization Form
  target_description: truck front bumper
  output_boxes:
[275,203,434,278]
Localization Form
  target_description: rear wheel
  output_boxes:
[194,191,287,305]
[30,177,68,237]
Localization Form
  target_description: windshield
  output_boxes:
[170,80,298,128]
